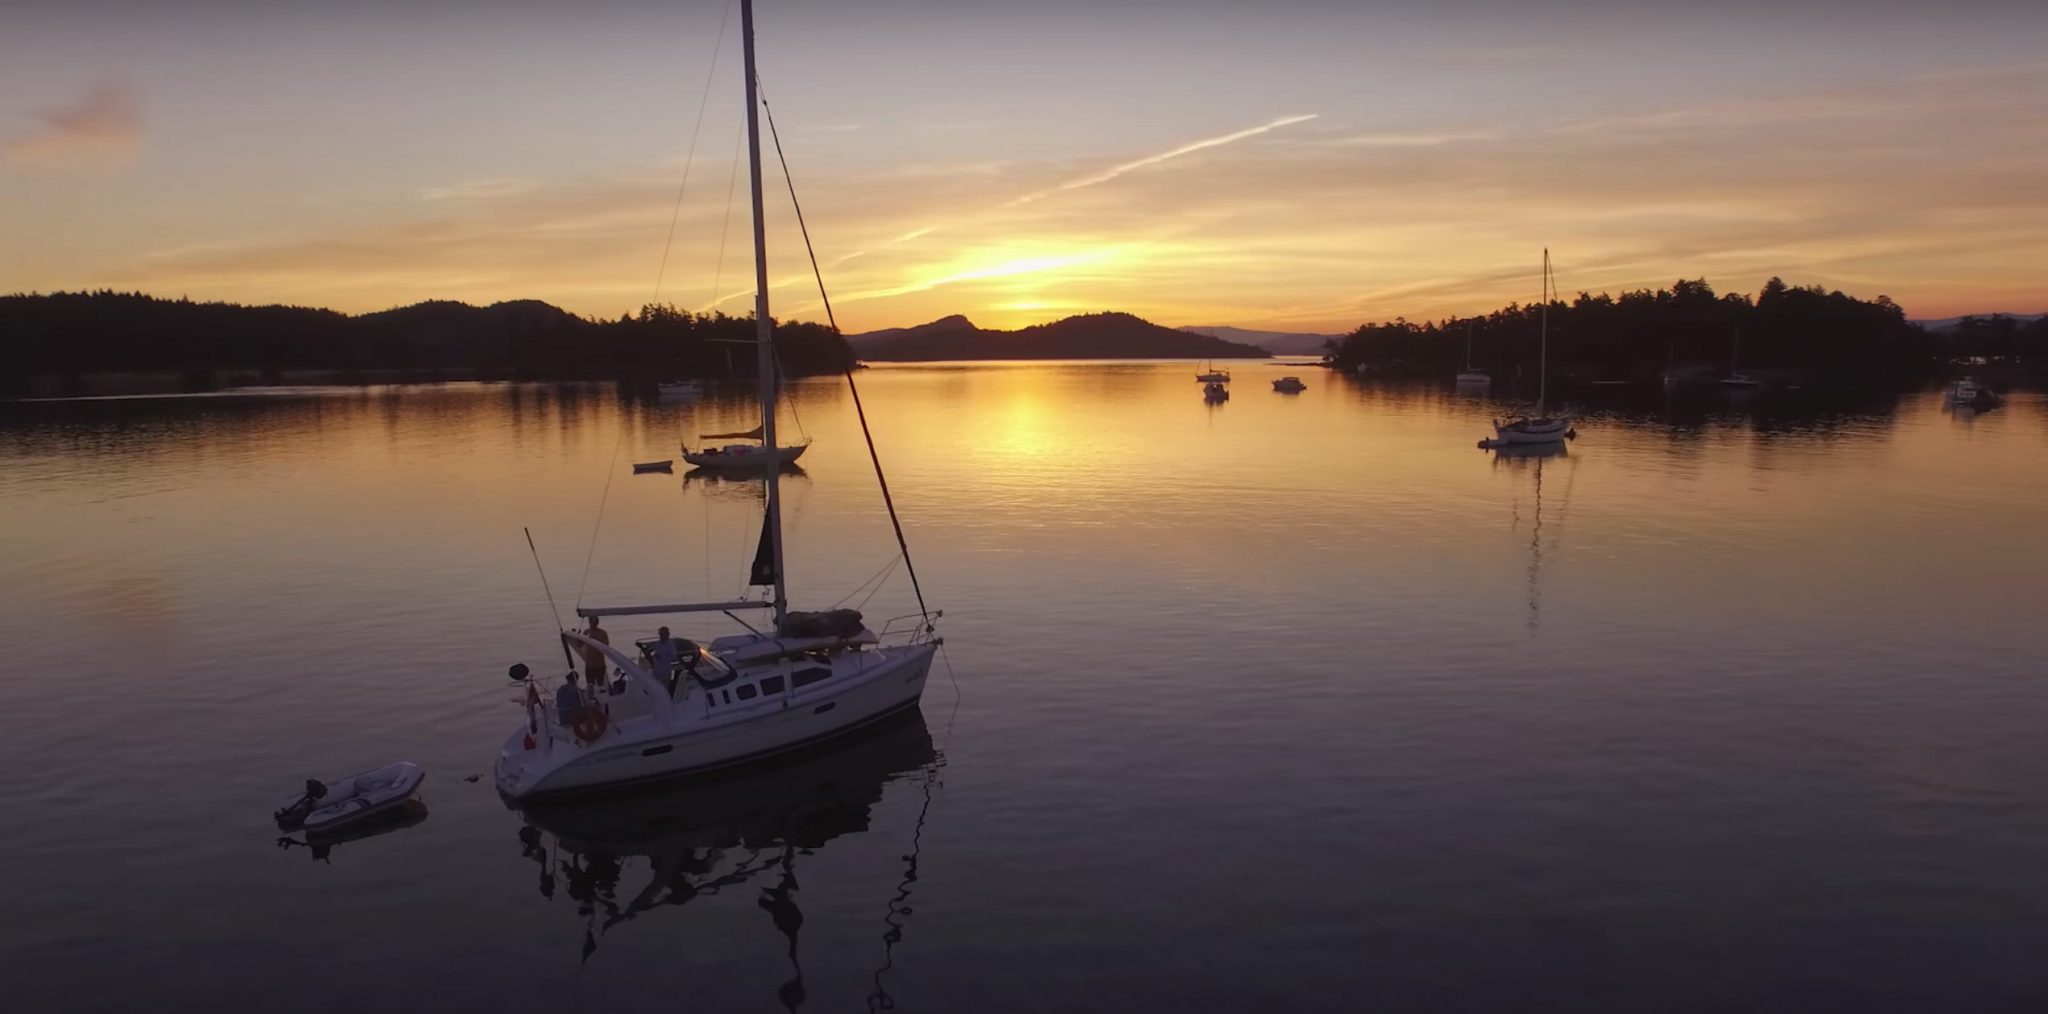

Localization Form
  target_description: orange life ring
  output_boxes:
[572,707,609,744]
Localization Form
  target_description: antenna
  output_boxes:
[525,527,576,668]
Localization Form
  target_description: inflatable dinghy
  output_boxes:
[275,762,426,834]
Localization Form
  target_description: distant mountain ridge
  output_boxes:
[1178,325,1343,355]
[0,291,854,390]
[847,312,1269,361]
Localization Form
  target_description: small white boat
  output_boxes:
[1721,372,1760,388]
[632,460,674,474]
[275,762,426,834]
[1272,376,1306,393]
[1203,380,1230,401]
[657,380,702,402]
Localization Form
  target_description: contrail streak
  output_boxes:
[1002,112,1319,208]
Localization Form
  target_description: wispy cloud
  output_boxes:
[421,177,542,201]
[1003,113,1319,208]
[2,80,142,174]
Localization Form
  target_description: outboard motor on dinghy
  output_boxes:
[274,778,329,830]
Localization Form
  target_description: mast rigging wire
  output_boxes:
[576,4,733,606]
[757,80,932,623]
[650,0,736,306]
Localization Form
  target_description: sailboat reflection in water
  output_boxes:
[511,711,942,1009]
[1493,442,1574,633]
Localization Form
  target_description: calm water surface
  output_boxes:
[3,363,2047,1012]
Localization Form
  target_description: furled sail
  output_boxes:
[749,519,777,587]
[701,424,764,440]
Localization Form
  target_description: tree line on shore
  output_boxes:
[0,292,854,390]
[1323,278,2046,385]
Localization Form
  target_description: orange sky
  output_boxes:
[4,2,2046,332]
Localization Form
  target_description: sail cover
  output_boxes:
[701,424,764,440]
[749,519,777,586]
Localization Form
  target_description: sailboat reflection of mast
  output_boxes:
[1527,456,1545,634]
[868,759,941,1012]
[1498,448,1576,634]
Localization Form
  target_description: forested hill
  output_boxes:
[0,292,855,386]
[1323,277,2029,384]
[848,312,1270,360]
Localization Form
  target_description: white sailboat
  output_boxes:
[682,422,810,469]
[1195,360,1231,383]
[1722,329,1759,388]
[495,0,940,801]
[1455,321,1489,386]
[1492,250,1573,445]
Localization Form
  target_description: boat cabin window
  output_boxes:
[791,666,832,690]
[735,684,758,701]
[758,675,785,695]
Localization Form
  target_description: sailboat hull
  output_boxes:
[681,443,808,469]
[496,643,936,799]
[1494,417,1573,444]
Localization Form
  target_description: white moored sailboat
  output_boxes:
[1456,322,1489,386]
[1492,249,1573,445]
[682,422,810,469]
[495,0,940,801]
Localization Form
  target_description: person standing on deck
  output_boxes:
[579,616,611,683]
[652,626,681,691]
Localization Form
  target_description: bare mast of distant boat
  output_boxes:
[1487,250,1573,446]
[1457,320,1488,384]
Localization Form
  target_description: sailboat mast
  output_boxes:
[742,0,788,626]
[1538,248,1550,412]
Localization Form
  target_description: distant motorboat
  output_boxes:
[658,380,702,402]
[1946,377,2001,408]
[632,460,674,474]
[1272,376,1306,393]
[1203,380,1230,401]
